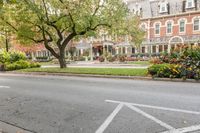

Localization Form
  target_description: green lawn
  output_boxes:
[19,67,148,76]
[127,61,150,65]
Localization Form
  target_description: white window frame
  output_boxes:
[154,22,161,36]
[178,19,187,34]
[186,0,195,9]
[193,17,200,31]
[159,2,168,13]
[165,20,174,35]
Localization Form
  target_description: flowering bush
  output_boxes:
[117,55,126,62]
[148,46,200,80]
[99,56,105,62]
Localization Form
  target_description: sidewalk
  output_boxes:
[42,62,149,69]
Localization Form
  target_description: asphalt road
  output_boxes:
[0,74,200,133]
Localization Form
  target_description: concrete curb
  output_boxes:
[2,71,200,83]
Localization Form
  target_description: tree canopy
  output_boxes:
[0,0,144,68]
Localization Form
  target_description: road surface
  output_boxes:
[0,74,200,133]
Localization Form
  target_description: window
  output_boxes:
[193,18,200,31]
[155,23,160,35]
[141,24,146,31]
[179,20,185,33]
[159,2,168,13]
[186,0,195,9]
[133,3,142,16]
[166,21,173,34]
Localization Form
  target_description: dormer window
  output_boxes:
[186,0,195,9]
[133,3,142,16]
[159,2,168,13]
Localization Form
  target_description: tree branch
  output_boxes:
[41,25,59,58]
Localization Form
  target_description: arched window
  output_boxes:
[154,23,161,35]
[179,19,186,33]
[193,17,200,31]
[166,21,173,34]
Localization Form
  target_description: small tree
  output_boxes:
[1,0,129,68]
[111,15,145,54]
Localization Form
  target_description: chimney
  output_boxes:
[182,0,186,12]
[167,3,170,14]
[195,0,198,10]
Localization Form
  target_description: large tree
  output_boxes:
[0,0,15,51]
[0,0,129,68]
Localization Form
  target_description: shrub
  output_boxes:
[5,60,40,71]
[150,58,163,64]
[149,46,200,80]
[148,63,199,80]
[0,50,41,71]
[0,49,26,63]
[118,55,126,62]
[99,56,105,62]
[30,62,41,68]
[36,56,48,60]
[107,55,115,62]
[148,64,170,77]
[10,51,26,63]
[0,50,10,63]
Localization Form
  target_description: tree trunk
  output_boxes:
[58,57,66,68]
[58,48,67,68]
[5,35,9,52]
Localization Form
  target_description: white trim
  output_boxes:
[165,20,174,35]
[178,18,187,34]
[168,36,184,45]
[154,21,161,36]
[159,2,168,13]
[186,0,195,9]
[192,16,200,32]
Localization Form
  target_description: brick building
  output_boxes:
[127,0,200,54]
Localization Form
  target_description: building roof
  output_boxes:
[126,0,200,19]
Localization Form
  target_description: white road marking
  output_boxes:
[161,124,200,133]
[95,103,124,133]
[106,100,200,115]
[0,86,10,88]
[96,100,200,133]
[125,103,175,130]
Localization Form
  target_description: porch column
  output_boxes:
[156,45,159,53]
[168,44,171,53]
[80,49,83,55]
[125,47,128,54]
[90,43,93,61]
[116,47,119,55]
